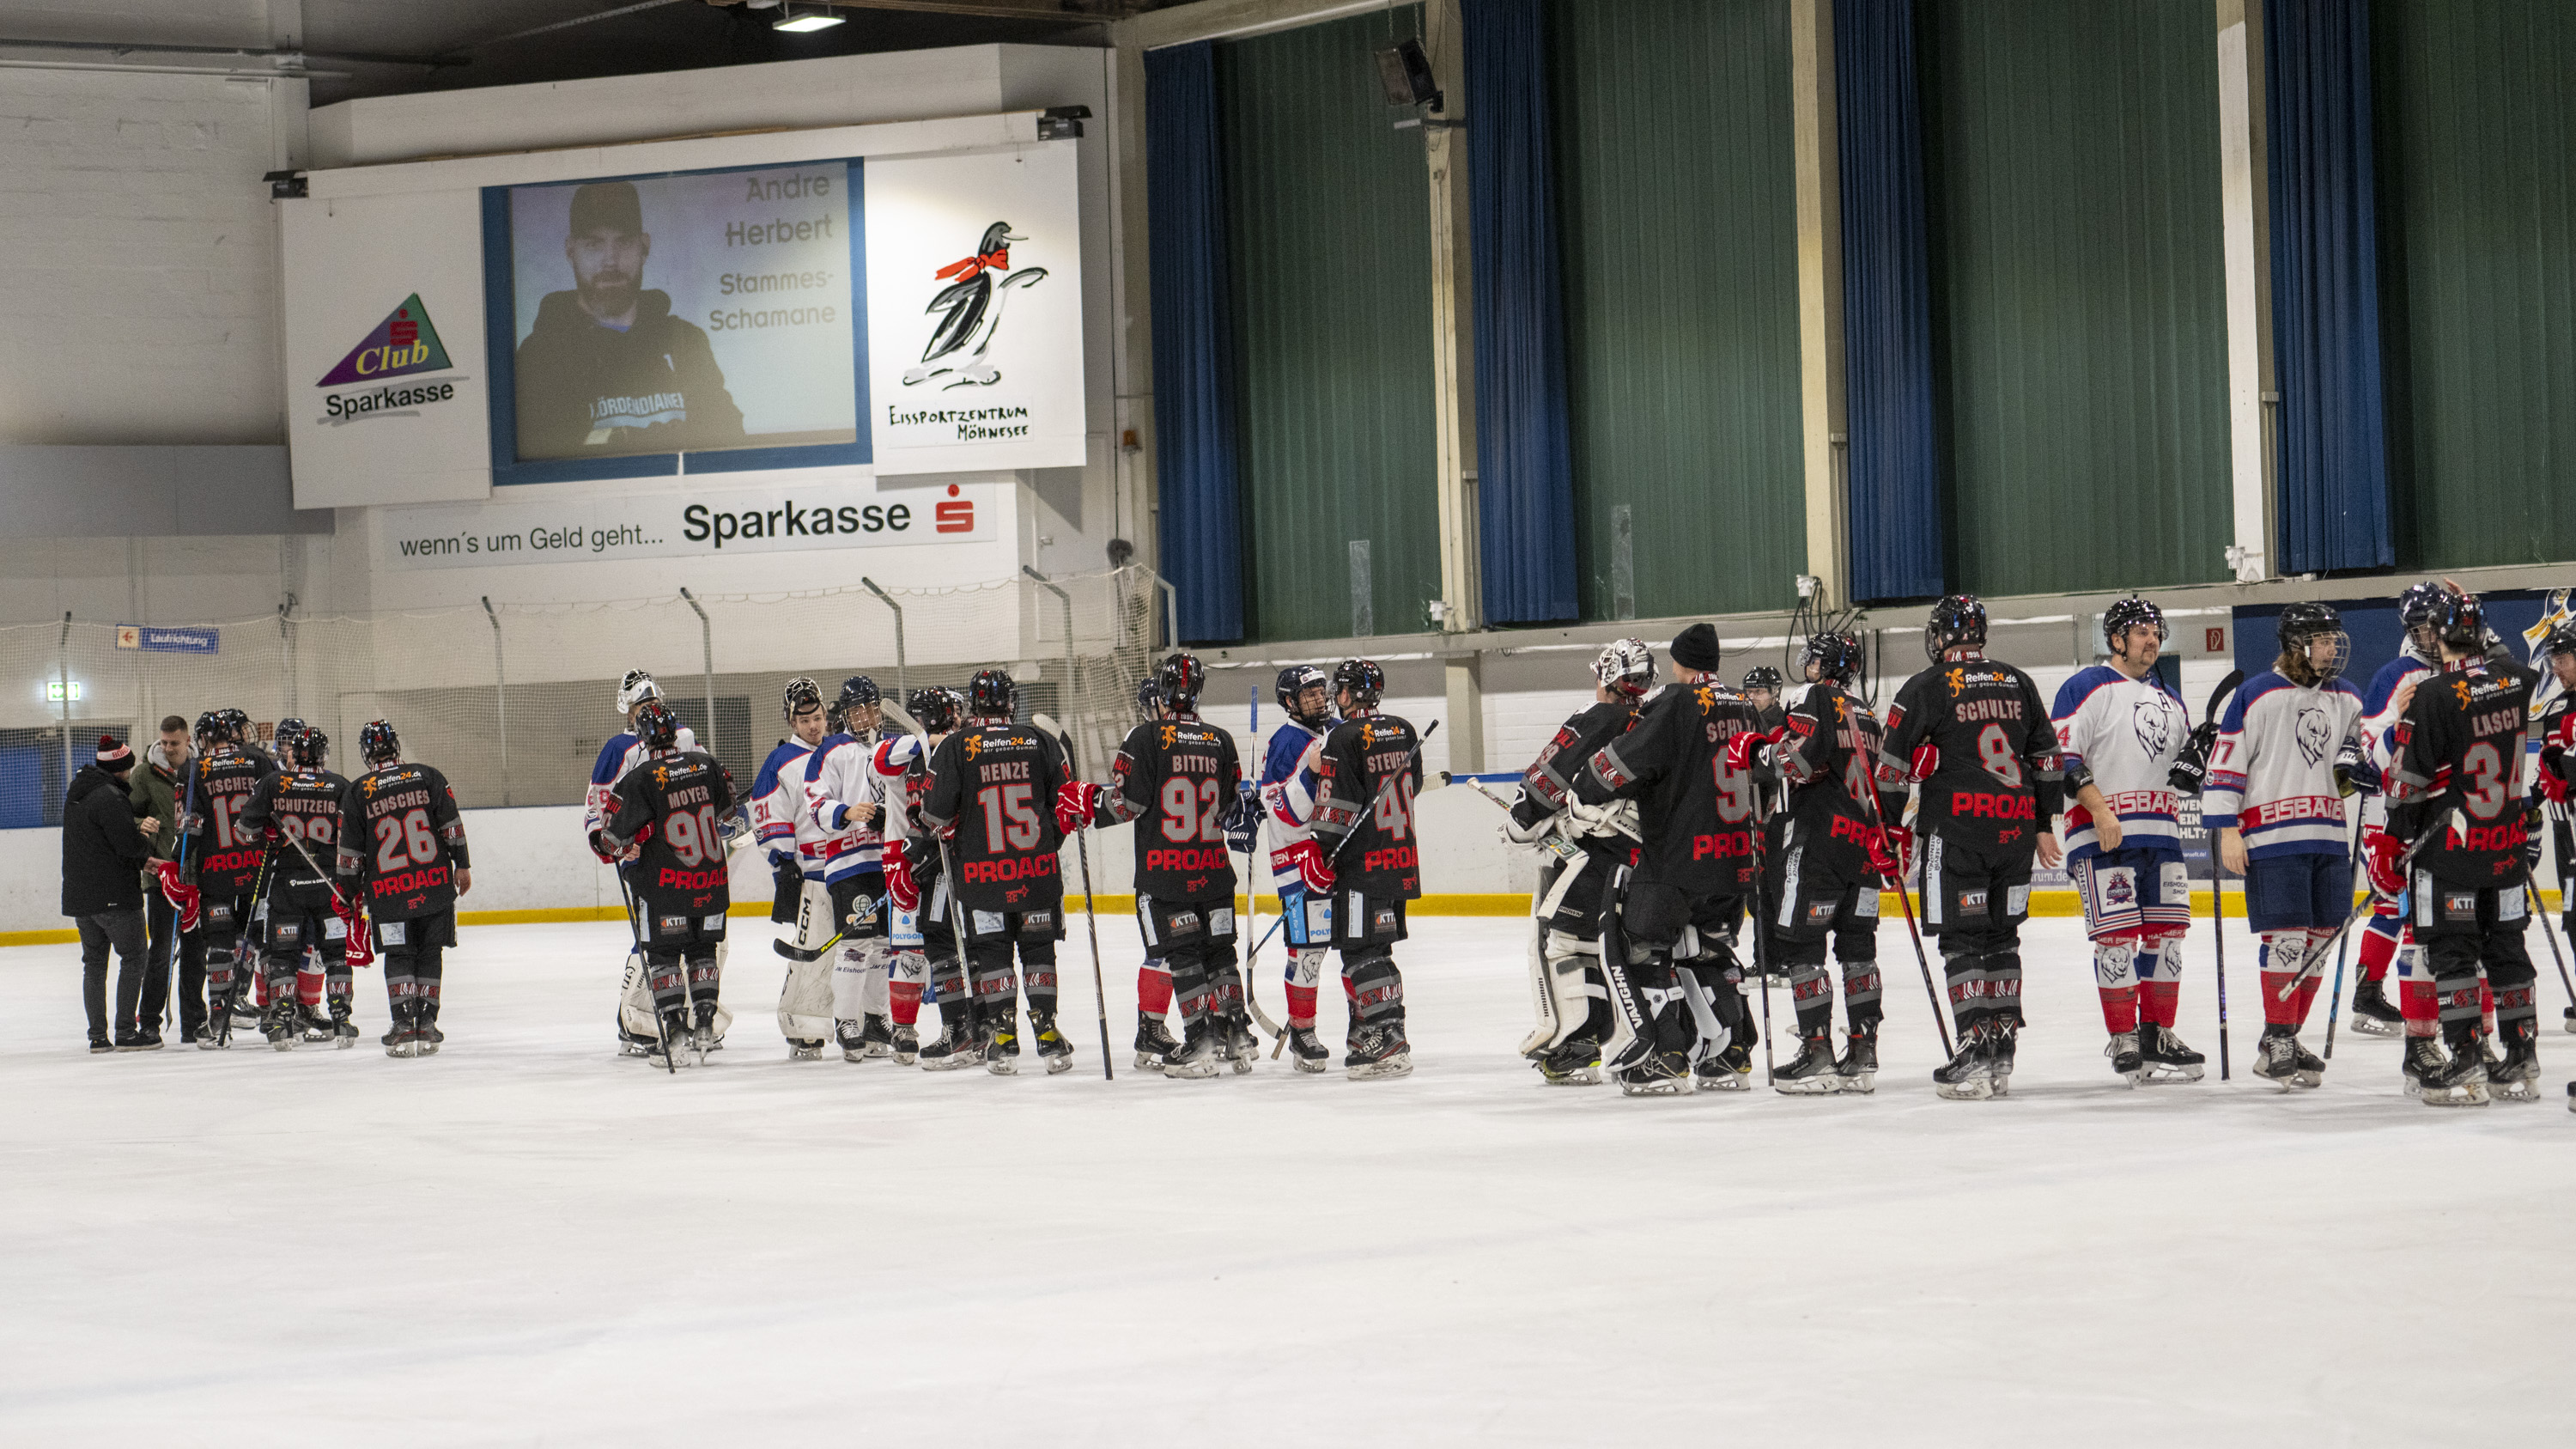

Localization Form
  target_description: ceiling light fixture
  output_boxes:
[771,4,844,33]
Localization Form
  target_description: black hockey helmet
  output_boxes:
[2276,600,2349,679]
[1157,652,1206,715]
[781,675,823,723]
[1801,632,1865,685]
[1740,665,1783,694]
[634,697,681,751]
[838,674,878,711]
[358,719,400,765]
[1925,594,1988,661]
[193,709,228,746]
[1332,658,1384,710]
[967,668,1016,721]
[2432,589,2487,652]
[292,728,329,768]
[2543,624,2576,663]
[1134,675,1164,722]
[217,708,252,744]
[274,718,311,766]
[907,687,958,735]
[2102,594,2167,654]
[1274,664,1329,726]
[2397,581,2448,648]
[1594,639,1656,699]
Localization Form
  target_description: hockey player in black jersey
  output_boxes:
[335,720,472,1057]
[2533,626,2576,965]
[1504,639,1654,1086]
[920,669,1078,1075]
[1574,624,1766,1095]
[1731,630,1893,1093]
[595,700,734,1064]
[1306,660,1423,1080]
[1878,595,2066,1099]
[240,723,364,1050]
[1741,666,1787,734]
[1067,653,1254,1078]
[2379,591,2544,1105]
[882,687,976,1068]
[179,709,277,1047]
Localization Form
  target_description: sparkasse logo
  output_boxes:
[318,295,452,386]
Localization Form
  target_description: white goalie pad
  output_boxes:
[775,878,839,961]
[617,946,734,1042]
[777,952,836,1043]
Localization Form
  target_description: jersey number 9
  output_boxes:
[1159,775,1225,844]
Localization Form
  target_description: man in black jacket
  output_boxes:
[513,180,746,460]
[62,734,161,1051]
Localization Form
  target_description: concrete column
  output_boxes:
[1443,654,1485,774]
[2217,0,2276,582]
[1792,0,1849,611]
[1426,0,1482,637]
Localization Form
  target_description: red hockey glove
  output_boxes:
[2539,745,2572,807]
[1721,728,1778,776]
[1279,838,1334,893]
[2362,828,2407,897]
[337,896,374,971]
[1868,824,1912,881]
[154,860,199,933]
[1054,780,1101,837]
[1909,741,1941,782]
[883,839,920,914]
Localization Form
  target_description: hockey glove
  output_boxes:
[2167,721,2221,795]
[770,852,802,898]
[2332,739,2379,798]
[337,896,374,971]
[2538,746,2572,807]
[1054,781,1102,837]
[1221,790,1259,854]
[1278,837,1335,892]
[884,839,921,914]
[153,861,200,933]
[2362,828,2408,898]
[1868,824,1912,882]
[1720,728,1778,777]
[2523,801,2547,873]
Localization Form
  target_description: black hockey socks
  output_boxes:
[1345,947,1405,1033]
[1842,957,1884,1032]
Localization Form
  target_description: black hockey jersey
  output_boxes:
[335,761,471,922]
[1880,658,2065,852]
[1574,682,1765,898]
[1772,681,1897,866]
[601,749,739,911]
[1311,712,1423,901]
[2387,659,2535,886]
[921,721,1070,913]
[184,744,277,896]
[240,765,351,910]
[1106,716,1242,903]
[1515,700,1636,824]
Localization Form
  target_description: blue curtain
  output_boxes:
[2266,0,2391,574]
[1145,42,1245,643]
[1465,0,1578,624]
[1837,0,1943,603]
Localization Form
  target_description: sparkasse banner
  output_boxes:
[379,476,994,570]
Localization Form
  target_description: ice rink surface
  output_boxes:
[4,914,2572,1447]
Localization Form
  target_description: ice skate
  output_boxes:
[919,1019,982,1070]
[790,1038,827,1062]
[2139,1023,2205,1082]
[1538,1036,1602,1087]
[330,1006,359,1050]
[261,1002,297,1052]
[415,1007,445,1056]
[2401,1037,2445,1097]
[298,1007,337,1045]
[1133,1015,1182,1070]
[201,999,234,1050]
[1030,1011,1075,1075]
[1772,1033,1840,1095]
[2347,977,2403,1037]
[1163,1020,1222,1080]
[1933,1025,1996,1100]
[2289,1039,2325,1089]
[2251,1029,2305,1090]
[1345,1024,1413,1081]
[1832,1026,1878,1093]
[1219,1010,1259,1075]
[2418,1041,2490,1107]
[891,1023,920,1065]
[1989,1023,2018,1096]
[1284,1025,1331,1075]
[2487,1025,2539,1102]
[983,1018,1021,1076]
[383,1014,418,1058]
[1694,1039,1754,1092]
[860,1014,895,1060]
[832,1019,866,1062]
[2105,1030,2142,1087]
[1614,1048,1692,1096]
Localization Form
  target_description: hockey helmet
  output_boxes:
[1924,595,1988,661]
[274,718,309,766]
[837,675,879,711]
[2397,581,2449,653]
[907,687,959,735]
[1801,632,1865,685]
[616,668,660,716]
[2102,594,2167,654]
[1594,638,1656,699]
[291,728,330,769]
[217,708,252,745]
[2275,600,2350,679]
[1274,664,1331,727]
[1332,658,1385,710]
[2543,624,2576,663]
[1134,675,1164,722]
[781,675,823,723]
[1740,665,1784,695]
[193,709,229,746]
[1157,652,1206,714]
[358,719,401,765]
[2432,589,2487,652]
[633,697,681,751]
[967,668,1016,721]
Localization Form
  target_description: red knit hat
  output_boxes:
[95,734,134,772]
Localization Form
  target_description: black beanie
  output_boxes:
[95,734,134,773]
[1670,623,1722,673]
[568,180,644,238]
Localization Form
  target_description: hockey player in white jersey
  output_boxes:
[752,673,826,970]
[2203,603,2366,1088]
[763,677,841,1059]
[792,674,897,1062]
[589,669,708,1055]
[2348,581,2449,1040]
[2050,596,2204,1084]
[1254,664,1341,1070]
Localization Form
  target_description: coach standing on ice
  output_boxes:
[62,734,160,1052]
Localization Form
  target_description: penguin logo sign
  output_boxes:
[904,222,1048,390]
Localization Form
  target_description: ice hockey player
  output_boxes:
[879,687,965,1067]
[2347,582,2457,1039]
[1503,640,1654,1087]
[1066,653,1252,1079]
[1879,595,2065,1099]
[920,669,1078,1075]
[2203,601,2366,1089]
[799,675,899,1062]
[594,699,735,1065]
[1733,630,1893,1093]
[239,723,367,1050]
[1244,666,1338,1069]
[2050,597,2205,1085]
[334,720,471,1057]
[1741,666,1787,734]
[753,676,827,949]
[1576,624,1767,1095]
[1127,674,1184,1068]
[2379,590,2544,1105]
[178,709,276,1048]
[590,669,701,1055]
[2532,628,2576,995]
[1303,659,1424,1080]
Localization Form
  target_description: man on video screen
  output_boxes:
[514,180,745,458]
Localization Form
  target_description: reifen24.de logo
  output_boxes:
[315,295,467,426]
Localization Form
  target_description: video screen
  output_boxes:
[503,161,860,462]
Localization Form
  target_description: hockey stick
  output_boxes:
[1746,806,1777,1086]
[161,755,197,1036]
[2278,813,2454,1001]
[614,865,674,1075]
[2322,813,2361,1060]
[1847,743,1952,1060]
[1030,710,1114,1081]
[2191,669,2246,1081]
[1241,720,1439,961]
[2541,801,2576,1031]
[879,700,988,1064]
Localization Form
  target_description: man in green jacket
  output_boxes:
[133,715,207,1040]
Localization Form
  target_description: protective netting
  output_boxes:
[0,564,1170,825]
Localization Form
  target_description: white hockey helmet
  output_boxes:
[1592,637,1656,698]
[616,668,661,716]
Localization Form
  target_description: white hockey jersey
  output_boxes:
[2050,665,2190,860]
[1257,718,1331,877]
[749,737,816,858]
[585,725,699,843]
[2202,671,2364,861]
[796,729,887,882]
